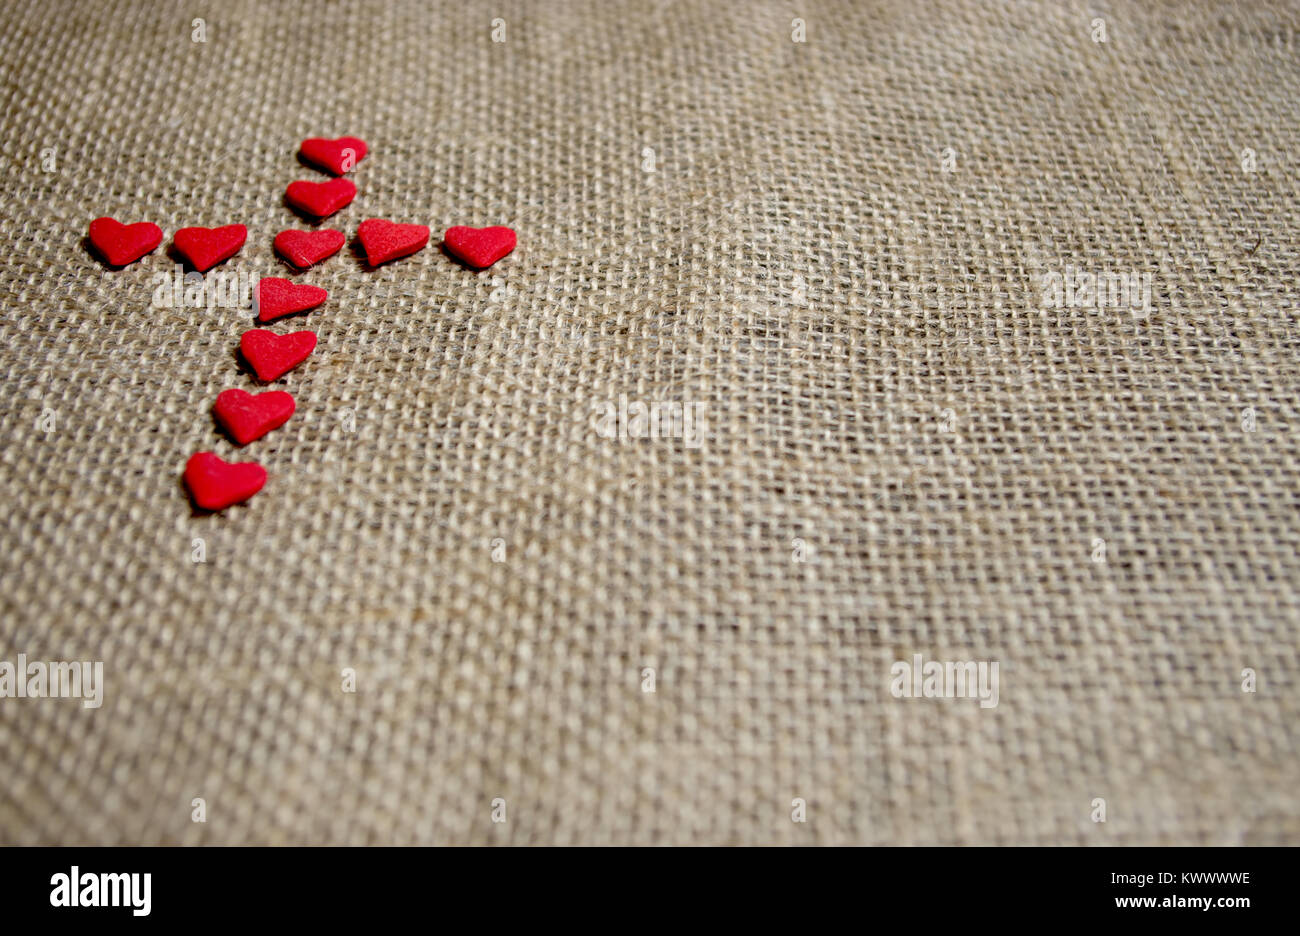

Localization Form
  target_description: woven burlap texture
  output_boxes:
[1,0,1297,845]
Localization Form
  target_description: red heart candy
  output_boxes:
[240,329,317,381]
[285,178,356,218]
[184,451,266,511]
[88,217,163,266]
[443,226,517,269]
[173,224,247,272]
[357,219,429,265]
[255,277,328,322]
[213,388,296,445]
[300,136,367,175]
[274,229,345,269]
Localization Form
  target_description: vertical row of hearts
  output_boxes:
[86,136,517,511]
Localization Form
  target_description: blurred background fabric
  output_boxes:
[0,0,1297,845]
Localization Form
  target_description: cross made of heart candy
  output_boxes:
[86,136,517,511]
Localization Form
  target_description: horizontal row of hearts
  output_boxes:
[88,217,516,271]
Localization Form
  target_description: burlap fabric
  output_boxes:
[1,0,1297,846]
